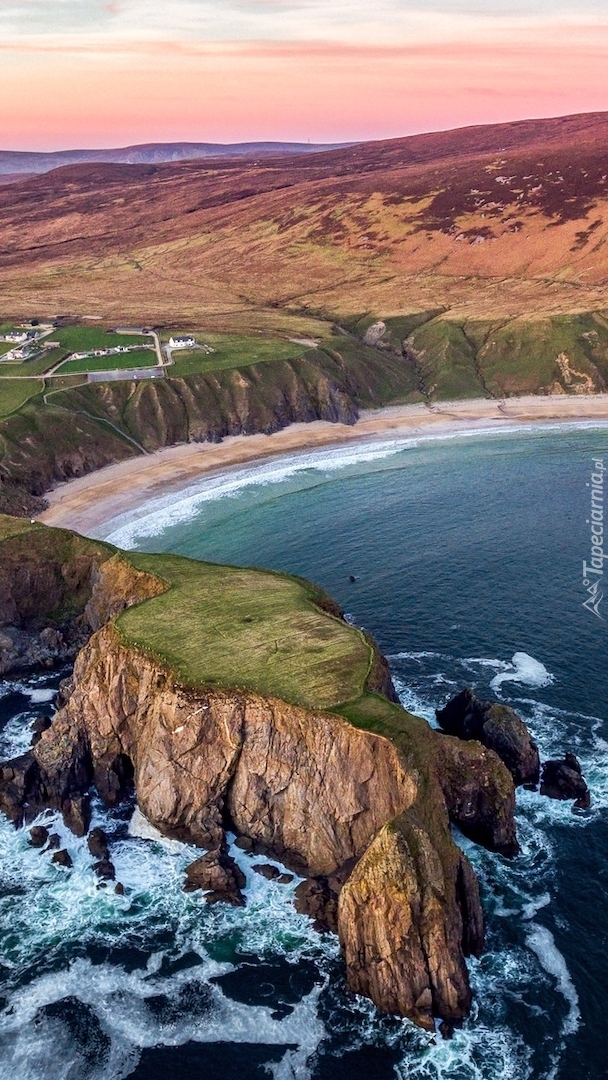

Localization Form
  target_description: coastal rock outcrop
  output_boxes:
[338,814,483,1030]
[184,843,246,906]
[0,623,519,1027]
[434,735,519,855]
[540,753,591,809]
[0,522,165,676]
[436,688,540,788]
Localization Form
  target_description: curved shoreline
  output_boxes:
[38,395,608,537]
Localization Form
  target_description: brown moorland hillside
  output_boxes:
[1,112,608,325]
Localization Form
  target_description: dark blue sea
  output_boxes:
[2,423,608,1079]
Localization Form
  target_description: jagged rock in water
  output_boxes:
[62,795,91,837]
[51,849,73,868]
[93,858,116,881]
[31,716,52,746]
[541,752,591,809]
[295,861,357,934]
[253,864,281,881]
[29,825,49,848]
[436,688,540,787]
[87,827,110,860]
[184,843,246,906]
[295,877,339,934]
[434,736,519,856]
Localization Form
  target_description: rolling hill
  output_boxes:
[0,111,607,325]
[0,141,348,178]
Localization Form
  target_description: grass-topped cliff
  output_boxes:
[0,515,519,1028]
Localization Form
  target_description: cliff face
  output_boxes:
[36,624,418,872]
[0,521,165,674]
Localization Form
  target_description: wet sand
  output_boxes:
[38,395,608,537]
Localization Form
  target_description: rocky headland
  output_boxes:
[0,513,581,1033]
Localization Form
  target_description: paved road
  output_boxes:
[87,367,164,383]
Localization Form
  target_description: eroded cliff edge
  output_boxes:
[0,516,519,1031]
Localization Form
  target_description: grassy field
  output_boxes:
[0,379,43,418]
[118,552,372,710]
[54,326,149,352]
[166,334,309,377]
[58,349,155,375]
[0,348,69,377]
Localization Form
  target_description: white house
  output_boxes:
[2,332,27,344]
[169,336,196,349]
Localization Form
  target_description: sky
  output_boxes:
[2,0,608,150]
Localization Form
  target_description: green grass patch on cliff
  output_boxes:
[0,515,39,542]
[0,379,43,418]
[166,334,309,377]
[117,552,372,710]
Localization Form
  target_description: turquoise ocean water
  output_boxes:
[1,423,607,1079]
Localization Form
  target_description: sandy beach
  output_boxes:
[38,395,608,537]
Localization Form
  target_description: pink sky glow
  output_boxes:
[3,25,608,149]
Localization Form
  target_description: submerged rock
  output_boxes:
[436,688,540,787]
[541,753,591,809]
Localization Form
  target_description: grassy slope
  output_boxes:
[2,309,608,508]
[120,552,372,710]
[0,379,44,418]
[3,113,608,324]
[118,549,440,780]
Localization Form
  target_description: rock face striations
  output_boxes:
[0,517,522,1031]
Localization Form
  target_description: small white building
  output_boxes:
[2,332,27,344]
[169,336,196,349]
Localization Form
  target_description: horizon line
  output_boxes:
[3,106,607,157]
